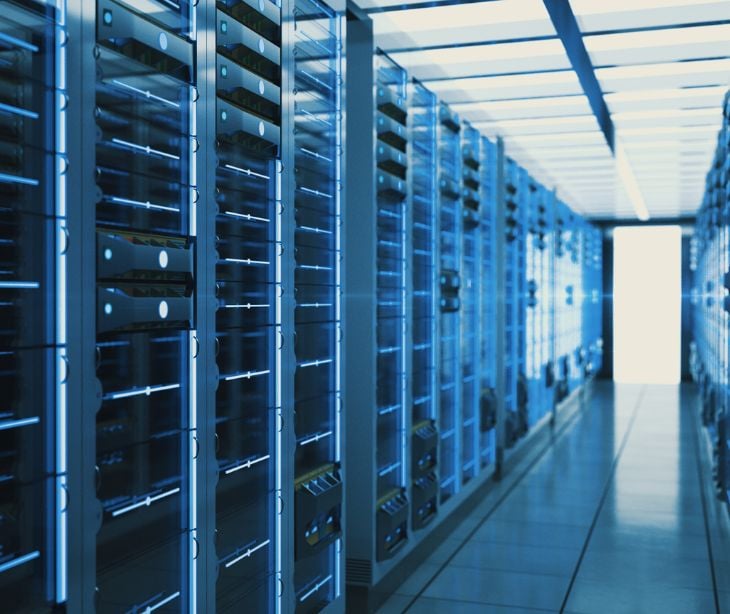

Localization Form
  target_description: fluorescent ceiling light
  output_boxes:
[373,0,551,33]
[612,107,722,122]
[597,57,730,80]
[585,23,730,52]
[605,85,728,104]
[571,0,726,13]
[392,38,566,66]
[615,139,650,221]
[428,70,578,90]
[450,94,588,113]
[475,114,598,129]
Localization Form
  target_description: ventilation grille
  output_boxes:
[346,558,373,585]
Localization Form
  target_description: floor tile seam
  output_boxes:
[401,388,602,613]
[690,392,721,614]
[444,560,575,579]
[558,384,648,613]
[398,593,558,611]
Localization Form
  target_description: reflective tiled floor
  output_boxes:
[378,383,730,613]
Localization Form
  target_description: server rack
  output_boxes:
[554,201,581,402]
[525,181,554,427]
[691,91,730,513]
[344,26,411,582]
[459,123,481,485]
[478,136,497,468]
[409,79,439,530]
[289,0,346,609]
[437,103,462,501]
[211,1,284,610]
[582,224,603,377]
[82,1,200,611]
[0,1,66,609]
[502,157,527,447]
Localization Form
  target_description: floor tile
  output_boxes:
[374,385,723,614]
[565,580,716,614]
[576,548,713,590]
[469,519,588,550]
[423,565,569,610]
[394,562,443,596]
[407,596,556,613]
[718,591,730,614]
[376,592,412,614]
[450,540,578,577]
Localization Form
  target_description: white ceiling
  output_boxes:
[359,0,730,220]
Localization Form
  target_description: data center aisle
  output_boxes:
[377,383,730,613]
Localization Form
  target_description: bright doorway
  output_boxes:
[613,226,682,384]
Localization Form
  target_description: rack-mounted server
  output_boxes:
[502,157,528,447]
[344,27,411,586]
[437,102,462,502]
[409,79,439,531]
[478,136,498,468]
[582,223,603,378]
[5,2,608,608]
[60,0,347,611]
[289,0,345,609]
[212,0,283,610]
[525,181,555,428]
[691,90,730,515]
[554,200,583,403]
[460,123,481,485]
[0,1,66,610]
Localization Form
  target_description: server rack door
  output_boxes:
[91,0,197,610]
[372,50,410,562]
[0,0,67,609]
[525,179,539,427]
[460,124,480,484]
[212,0,283,610]
[288,0,345,608]
[409,79,438,529]
[478,136,497,468]
[436,103,461,502]
[502,158,525,447]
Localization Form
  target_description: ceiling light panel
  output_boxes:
[389,38,571,80]
[372,0,555,50]
[571,0,730,33]
[451,94,592,122]
[596,58,730,94]
[426,71,584,105]
[584,23,730,67]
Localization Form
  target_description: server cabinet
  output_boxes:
[437,103,462,501]
[691,92,730,513]
[288,0,346,609]
[582,224,603,378]
[83,0,199,610]
[502,158,527,447]
[478,136,497,468]
[0,1,67,609]
[459,123,481,484]
[554,201,582,402]
[211,0,284,610]
[525,181,554,427]
[409,79,439,530]
[344,12,411,585]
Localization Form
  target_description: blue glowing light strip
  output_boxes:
[0,416,40,430]
[0,551,41,575]
[275,157,283,614]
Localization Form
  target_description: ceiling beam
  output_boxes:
[543,0,654,221]
[543,0,614,152]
